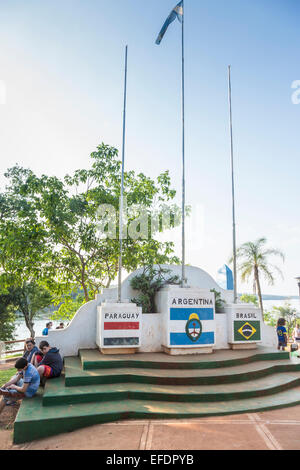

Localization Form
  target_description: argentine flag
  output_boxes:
[217,265,234,291]
[156,1,183,45]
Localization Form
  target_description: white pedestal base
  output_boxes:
[229,343,258,350]
[162,345,213,356]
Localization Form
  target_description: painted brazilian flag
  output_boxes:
[234,321,261,342]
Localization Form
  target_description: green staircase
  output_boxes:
[14,348,300,444]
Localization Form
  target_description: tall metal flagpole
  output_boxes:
[181,0,186,288]
[118,45,128,303]
[228,65,238,303]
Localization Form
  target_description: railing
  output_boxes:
[1,339,25,359]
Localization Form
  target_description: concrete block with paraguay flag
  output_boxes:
[157,287,216,354]
[97,301,142,354]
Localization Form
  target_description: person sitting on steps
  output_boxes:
[37,341,63,386]
[0,357,40,414]
[23,338,43,365]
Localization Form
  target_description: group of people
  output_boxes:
[0,338,63,413]
[277,318,300,351]
[42,322,65,336]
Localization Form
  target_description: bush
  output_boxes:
[130,266,180,313]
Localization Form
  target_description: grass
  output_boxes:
[0,368,16,386]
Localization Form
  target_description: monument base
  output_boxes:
[100,348,138,355]
[162,345,213,356]
[96,301,142,354]
[229,343,258,350]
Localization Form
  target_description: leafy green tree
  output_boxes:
[263,311,277,328]
[131,266,180,313]
[230,238,284,316]
[0,143,181,315]
[11,283,53,338]
[240,294,258,306]
[0,289,17,342]
[50,292,85,322]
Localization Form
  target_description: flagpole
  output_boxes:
[181,0,186,288]
[228,65,238,303]
[118,45,128,303]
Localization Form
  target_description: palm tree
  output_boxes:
[231,237,285,317]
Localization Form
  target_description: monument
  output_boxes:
[35,264,276,358]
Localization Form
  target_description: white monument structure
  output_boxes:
[35,265,277,358]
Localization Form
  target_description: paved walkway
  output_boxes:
[6,404,300,450]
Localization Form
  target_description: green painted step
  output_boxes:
[14,386,300,444]
[79,348,289,371]
[43,371,300,406]
[65,357,300,387]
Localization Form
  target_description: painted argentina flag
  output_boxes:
[155,1,183,45]
[168,290,216,347]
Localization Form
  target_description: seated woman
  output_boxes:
[23,339,43,365]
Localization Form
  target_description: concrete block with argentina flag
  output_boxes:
[157,287,216,354]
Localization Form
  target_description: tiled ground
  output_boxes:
[6,403,300,450]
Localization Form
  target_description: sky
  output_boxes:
[0,0,299,297]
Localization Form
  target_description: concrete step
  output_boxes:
[79,348,289,370]
[65,356,300,387]
[43,371,300,406]
[14,386,300,444]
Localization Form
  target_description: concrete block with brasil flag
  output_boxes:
[223,304,262,346]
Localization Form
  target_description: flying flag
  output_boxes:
[217,264,234,291]
[155,1,183,45]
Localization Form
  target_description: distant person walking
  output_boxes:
[277,318,288,351]
[42,322,53,336]
[293,324,300,344]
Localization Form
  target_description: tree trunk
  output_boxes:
[24,314,35,339]
[254,266,264,323]
[80,263,89,302]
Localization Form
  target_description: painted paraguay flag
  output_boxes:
[169,307,215,347]
[102,313,141,347]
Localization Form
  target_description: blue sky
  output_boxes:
[0,0,299,296]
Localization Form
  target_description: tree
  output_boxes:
[231,238,284,316]
[263,311,277,328]
[0,182,54,337]
[240,294,258,306]
[0,289,17,342]
[11,283,53,338]
[0,143,181,313]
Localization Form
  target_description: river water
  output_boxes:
[13,298,300,341]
